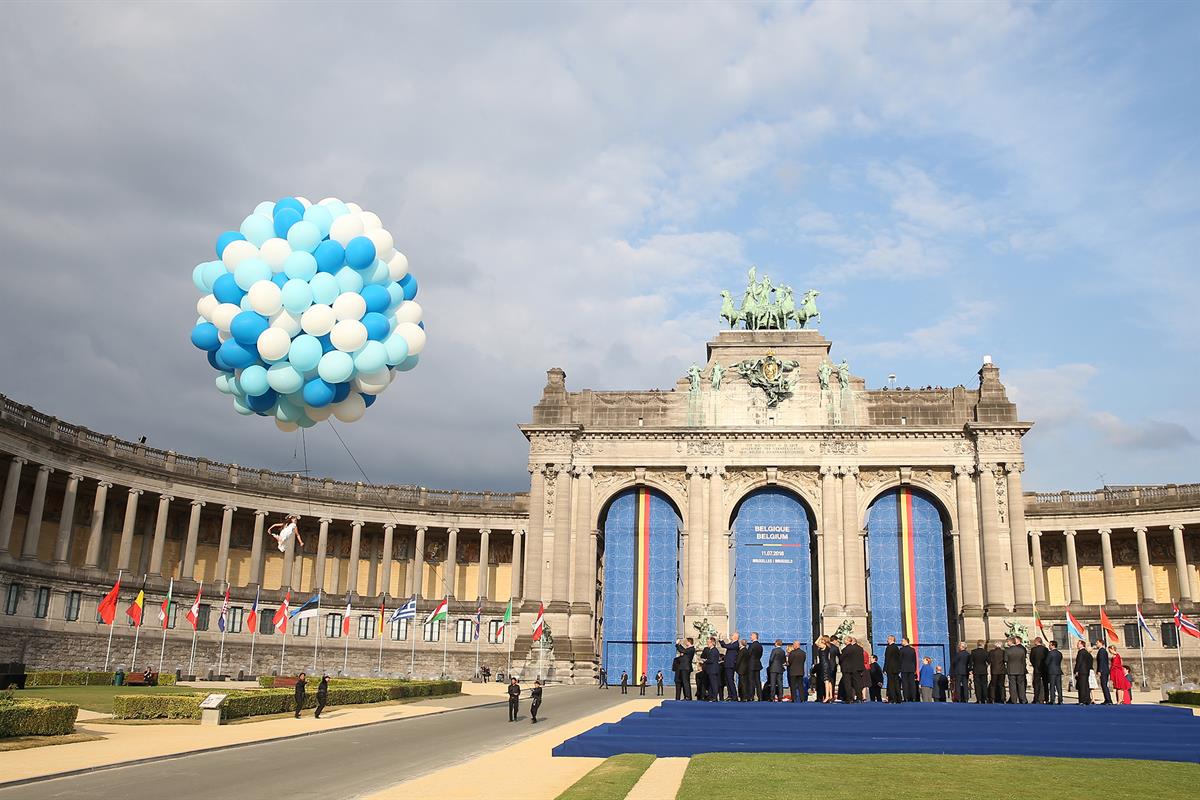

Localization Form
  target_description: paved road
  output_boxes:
[3,686,623,800]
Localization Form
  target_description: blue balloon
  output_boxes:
[239,364,270,396]
[353,341,387,373]
[361,258,390,286]
[213,272,246,304]
[314,240,345,273]
[273,207,303,238]
[287,334,323,372]
[274,197,305,217]
[283,251,318,281]
[275,398,304,423]
[361,393,377,408]
[216,231,245,259]
[361,284,390,313]
[287,220,322,253]
[344,236,377,269]
[239,214,275,247]
[397,354,419,372]
[318,333,335,353]
[280,278,314,314]
[331,381,352,403]
[245,388,278,413]
[309,272,339,304]
[217,339,258,369]
[233,257,272,291]
[302,377,336,408]
[317,350,354,383]
[230,311,270,346]
[272,273,289,288]
[399,273,418,301]
[190,322,221,352]
[267,362,304,394]
[362,312,390,341]
[213,348,232,370]
[334,266,364,294]
[206,350,223,371]
[303,204,333,238]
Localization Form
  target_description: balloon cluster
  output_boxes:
[190,197,423,431]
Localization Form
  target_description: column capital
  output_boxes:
[686,465,705,478]
[37,464,54,474]
[66,472,83,483]
[478,527,491,535]
[127,487,144,497]
[1169,523,1185,533]
[705,466,726,478]
[1030,529,1043,538]
[528,462,549,475]
[949,529,961,538]
[190,499,206,508]
[415,525,428,534]
[1004,462,1025,475]
[839,465,859,478]
[9,456,27,466]
[159,494,174,503]
[222,504,237,513]
[351,519,364,529]
[446,526,460,535]
[571,464,594,478]
[96,480,113,490]
[383,523,396,531]
[1133,526,1148,535]
[977,462,1001,476]
[1098,527,1112,537]
[512,527,523,537]
[953,463,976,478]
[819,465,838,477]
[254,509,269,517]
[319,517,333,524]
[1064,529,1077,538]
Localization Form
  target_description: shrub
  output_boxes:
[112,694,205,720]
[25,671,116,687]
[257,676,275,688]
[1167,690,1200,706]
[0,698,78,737]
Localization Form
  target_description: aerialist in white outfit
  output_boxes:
[268,515,304,552]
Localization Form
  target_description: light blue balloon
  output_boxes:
[296,414,317,429]
[233,396,255,416]
[214,372,236,395]
[283,251,318,281]
[287,219,323,253]
[361,259,390,285]
[201,261,226,292]
[240,295,255,311]
[324,200,350,219]
[302,205,333,238]
[288,334,323,372]
[266,363,304,395]
[239,364,270,396]
[309,272,339,304]
[317,350,354,383]
[397,354,420,372]
[192,263,208,292]
[353,341,388,373]
[254,201,276,217]
[275,398,303,423]
[280,278,314,314]
[334,266,364,294]
[239,214,275,247]
[383,332,409,365]
[234,257,272,291]
[386,282,405,311]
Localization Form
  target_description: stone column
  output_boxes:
[314,518,331,593]
[445,527,459,599]
[510,528,523,601]
[571,466,594,608]
[20,464,53,560]
[976,464,1007,613]
[180,499,204,580]
[814,530,826,623]
[523,465,547,602]
[84,480,112,569]
[840,467,865,614]
[1029,531,1046,605]
[214,505,235,586]
[949,530,965,614]
[52,473,82,564]
[953,465,983,615]
[1064,530,1082,605]
[348,520,363,596]
[1171,524,1192,602]
[281,520,298,590]
[1004,463,1035,613]
[478,528,491,601]
[148,493,172,576]
[381,524,395,597]
[685,466,705,611]
[117,488,142,571]
[819,466,842,615]
[249,510,267,585]
[550,464,572,606]
[707,467,727,614]
[1134,527,1155,603]
[413,526,427,599]
[0,456,26,553]
[1099,528,1117,606]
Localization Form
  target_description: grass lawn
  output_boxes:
[678,754,1200,800]
[556,753,655,800]
[0,732,105,752]
[17,685,201,714]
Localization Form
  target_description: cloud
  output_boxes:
[851,300,994,359]
[1006,364,1099,430]
[1088,412,1198,451]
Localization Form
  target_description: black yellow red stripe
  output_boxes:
[898,488,920,653]
[631,488,651,678]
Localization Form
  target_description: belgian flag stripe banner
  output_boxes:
[897,488,921,654]
[631,488,652,679]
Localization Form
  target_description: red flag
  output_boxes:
[97,577,121,625]
[272,591,291,634]
[342,594,352,636]
[246,586,260,633]
[185,583,204,631]
[531,602,546,642]
[1099,606,1120,644]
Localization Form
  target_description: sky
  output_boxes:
[0,1,1196,494]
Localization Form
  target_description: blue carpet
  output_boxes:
[552,701,1200,763]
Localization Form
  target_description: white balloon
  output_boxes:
[329,214,364,246]
[217,329,231,342]
[345,202,363,214]
[257,327,292,362]
[359,211,382,231]
[197,293,219,321]
[306,404,334,422]
[296,196,312,208]
[317,197,341,206]
[300,304,336,336]
[394,321,426,355]
[275,419,299,433]
[354,367,391,394]
[364,228,394,259]
[331,393,366,423]
[260,238,292,271]
[332,291,367,322]
[247,280,283,316]
[387,251,409,281]
[270,309,303,337]
[212,302,242,332]
[330,319,368,352]
[393,300,423,324]
[221,240,259,272]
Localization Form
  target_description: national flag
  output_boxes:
[342,594,353,636]
[496,599,512,639]
[531,602,546,642]
[424,597,448,626]
[246,586,261,633]
[1064,610,1086,641]
[388,595,416,623]
[158,578,174,629]
[288,593,321,620]
[273,591,291,634]
[97,577,121,625]
[1175,603,1200,640]
[379,601,386,636]
[473,601,482,641]
[184,582,203,631]
[1033,607,1046,637]
[217,588,231,633]
[125,579,146,626]
[1099,606,1120,644]
[1137,605,1156,642]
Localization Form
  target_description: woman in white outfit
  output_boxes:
[268,515,304,552]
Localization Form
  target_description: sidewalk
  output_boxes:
[0,682,511,786]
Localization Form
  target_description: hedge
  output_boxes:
[1167,690,1200,706]
[112,694,205,720]
[25,671,177,687]
[0,698,79,737]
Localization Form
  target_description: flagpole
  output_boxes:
[131,616,142,672]
[312,593,322,674]
[158,577,173,676]
[410,605,417,678]
[1136,606,1148,690]
[188,581,202,678]
[103,570,122,671]
[218,612,228,678]
[442,603,448,679]
[378,603,386,676]
[217,563,231,678]
[280,625,288,675]
[248,585,260,676]
[1176,604,1186,684]
[343,610,351,676]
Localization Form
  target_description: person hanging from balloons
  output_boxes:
[268,514,305,553]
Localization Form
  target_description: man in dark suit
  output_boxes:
[1004,636,1028,703]
[988,641,1006,704]
[747,632,765,701]
[840,636,866,703]
[1029,637,1049,703]
[1095,641,1112,704]
[1045,639,1064,704]
[969,640,989,703]
[766,639,787,701]
[1074,640,1093,704]
[951,642,971,703]
[674,638,695,700]
[786,641,807,702]
[701,637,722,701]
[735,640,752,700]
[869,655,884,702]
[718,633,741,702]
[899,637,918,703]
[883,635,902,703]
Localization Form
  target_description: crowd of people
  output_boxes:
[646,631,1135,705]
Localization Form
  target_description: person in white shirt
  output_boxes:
[268,515,304,552]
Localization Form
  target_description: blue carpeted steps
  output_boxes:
[552,701,1200,763]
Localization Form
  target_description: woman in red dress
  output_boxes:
[1110,645,1132,704]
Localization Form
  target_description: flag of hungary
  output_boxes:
[424,597,449,626]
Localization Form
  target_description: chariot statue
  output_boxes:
[719,267,821,330]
